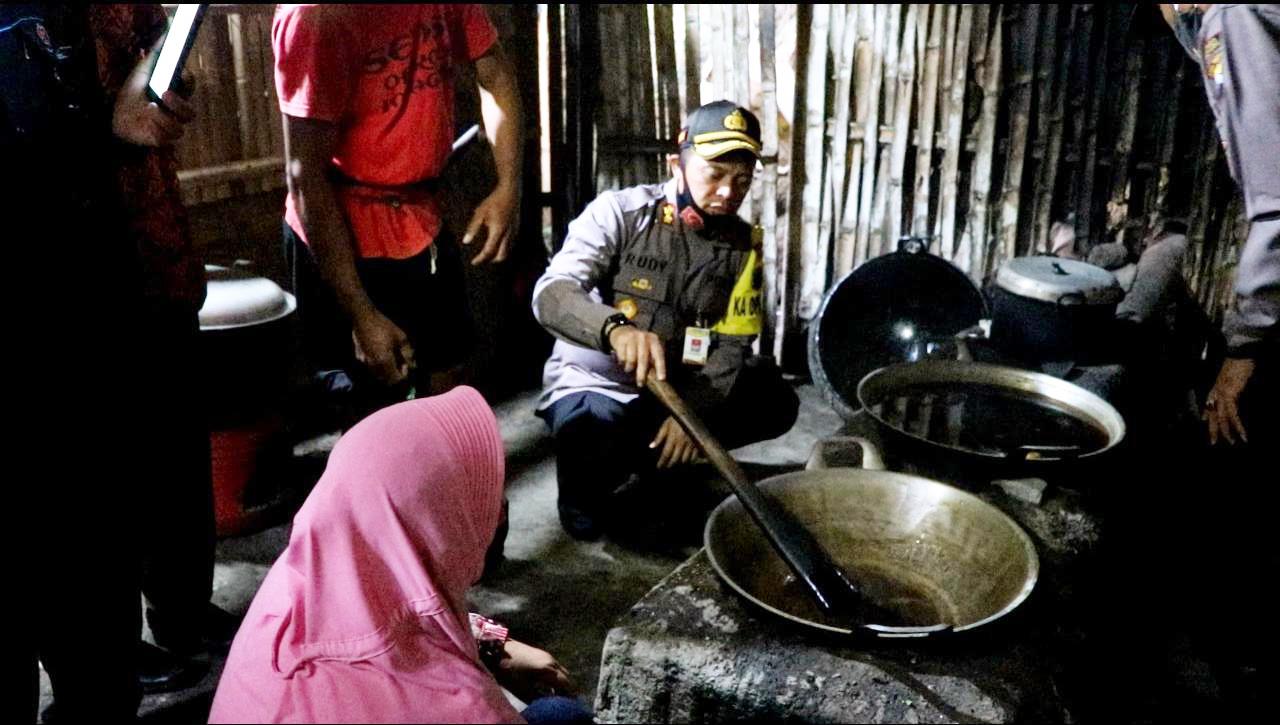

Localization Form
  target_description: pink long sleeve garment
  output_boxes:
[209,387,523,724]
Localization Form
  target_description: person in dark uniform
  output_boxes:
[531,101,799,542]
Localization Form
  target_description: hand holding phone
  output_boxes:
[147,5,207,110]
[113,8,202,148]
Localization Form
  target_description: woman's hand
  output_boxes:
[494,639,574,703]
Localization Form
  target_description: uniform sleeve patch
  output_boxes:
[712,248,763,336]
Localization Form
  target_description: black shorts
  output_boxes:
[284,221,474,390]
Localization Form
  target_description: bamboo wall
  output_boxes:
[169,5,1250,371]
[575,4,1248,364]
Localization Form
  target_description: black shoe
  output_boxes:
[137,641,208,695]
[202,604,242,648]
[150,603,242,655]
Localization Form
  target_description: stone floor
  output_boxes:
[37,382,844,723]
[36,380,1261,722]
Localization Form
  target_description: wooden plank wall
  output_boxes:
[170,4,285,207]
[572,3,1247,366]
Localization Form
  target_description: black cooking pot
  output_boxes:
[988,256,1123,364]
[856,360,1126,483]
[809,237,988,419]
[198,264,297,427]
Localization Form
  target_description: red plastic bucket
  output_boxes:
[210,413,285,538]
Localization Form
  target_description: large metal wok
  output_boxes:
[645,373,1039,640]
[704,443,1039,639]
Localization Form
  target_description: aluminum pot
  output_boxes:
[989,256,1123,364]
[704,438,1039,640]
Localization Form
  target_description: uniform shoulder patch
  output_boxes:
[1203,33,1225,88]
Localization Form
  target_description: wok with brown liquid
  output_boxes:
[704,441,1039,639]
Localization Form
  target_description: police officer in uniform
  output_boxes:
[531,101,799,541]
[1159,4,1278,714]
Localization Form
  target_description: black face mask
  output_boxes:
[1171,5,1204,63]
[677,161,739,236]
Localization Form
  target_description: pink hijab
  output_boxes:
[209,387,523,724]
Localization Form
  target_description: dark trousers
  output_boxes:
[24,294,145,722]
[540,363,799,522]
[137,304,215,651]
[285,223,474,420]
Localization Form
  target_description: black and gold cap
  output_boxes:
[677,100,762,160]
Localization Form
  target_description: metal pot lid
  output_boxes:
[199,265,297,331]
[809,241,987,420]
[995,256,1123,306]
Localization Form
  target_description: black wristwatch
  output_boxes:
[601,312,634,351]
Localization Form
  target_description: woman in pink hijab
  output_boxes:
[209,387,581,723]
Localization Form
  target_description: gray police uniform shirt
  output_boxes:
[532,180,763,412]
[1197,5,1280,356]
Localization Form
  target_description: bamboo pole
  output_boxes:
[684,4,700,113]
[1188,116,1221,294]
[797,3,831,321]
[835,4,874,278]
[1031,5,1066,253]
[246,13,273,178]
[734,4,751,107]
[759,4,781,358]
[997,4,1039,264]
[1076,5,1110,251]
[822,4,854,274]
[938,4,972,264]
[227,13,254,160]
[931,4,957,241]
[1152,57,1185,218]
[964,7,1001,280]
[734,3,754,221]
[627,4,655,183]
[869,5,902,259]
[885,5,919,247]
[824,4,855,243]
[854,5,888,269]
[702,2,723,103]
[654,5,681,143]
[912,5,944,237]
[596,7,622,190]
[1108,32,1145,247]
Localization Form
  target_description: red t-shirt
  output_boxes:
[273,4,497,259]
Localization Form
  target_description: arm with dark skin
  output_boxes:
[283,115,415,385]
[466,46,522,265]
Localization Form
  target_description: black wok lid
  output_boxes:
[808,238,987,419]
